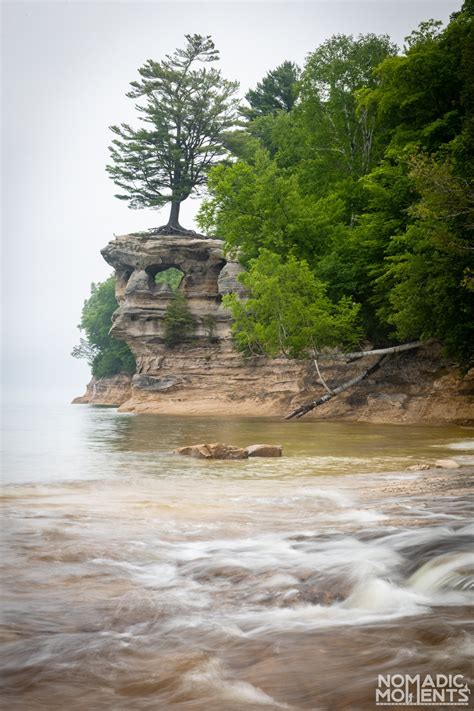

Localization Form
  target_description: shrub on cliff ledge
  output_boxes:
[163,293,195,347]
[72,277,136,378]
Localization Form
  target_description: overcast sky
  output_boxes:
[1,0,460,401]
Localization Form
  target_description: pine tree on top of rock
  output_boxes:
[107,34,239,235]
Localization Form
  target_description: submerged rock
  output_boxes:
[434,459,461,469]
[407,464,431,471]
[245,444,283,458]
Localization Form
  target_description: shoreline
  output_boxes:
[72,349,474,425]
[72,396,474,426]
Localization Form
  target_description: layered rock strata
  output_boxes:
[98,232,312,415]
[72,373,132,406]
[75,232,473,424]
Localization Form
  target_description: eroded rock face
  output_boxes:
[100,232,311,415]
[102,233,239,344]
[72,374,132,406]
[91,232,474,423]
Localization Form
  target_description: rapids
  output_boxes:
[1,403,473,709]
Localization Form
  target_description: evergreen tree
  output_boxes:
[244,61,300,119]
[107,35,239,234]
[163,293,195,346]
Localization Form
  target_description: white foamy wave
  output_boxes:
[295,487,353,506]
[455,455,474,464]
[232,594,427,635]
[408,552,474,595]
[184,658,291,708]
[433,440,474,451]
[326,508,387,524]
[343,577,427,614]
[428,633,474,664]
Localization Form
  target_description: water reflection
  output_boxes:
[4,403,473,485]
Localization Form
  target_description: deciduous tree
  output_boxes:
[72,277,136,378]
[223,250,361,358]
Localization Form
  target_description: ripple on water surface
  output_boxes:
[1,404,473,709]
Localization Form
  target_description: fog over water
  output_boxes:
[1,0,460,400]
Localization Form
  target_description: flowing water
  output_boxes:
[1,403,473,710]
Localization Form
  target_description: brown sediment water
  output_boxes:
[1,403,473,709]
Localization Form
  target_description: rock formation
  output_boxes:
[72,373,132,406]
[98,232,311,415]
[74,231,474,424]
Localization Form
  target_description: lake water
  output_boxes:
[1,403,473,709]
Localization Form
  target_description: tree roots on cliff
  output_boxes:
[147,224,208,238]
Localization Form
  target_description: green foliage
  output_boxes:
[404,19,443,50]
[155,268,184,291]
[298,33,397,189]
[73,277,136,377]
[163,293,195,347]
[379,156,474,366]
[201,314,218,342]
[223,250,361,358]
[197,150,345,265]
[364,3,473,166]
[200,12,473,365]
[220,129,262,163]
[244,61,300,119]
[107,34,239,223]
[364,5,474,364]
[315,154,416,339]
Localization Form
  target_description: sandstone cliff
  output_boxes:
[72,373,132,406]
[75,232,473,424]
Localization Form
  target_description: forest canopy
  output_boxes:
[78,6,473,378]
[199,2,474,366]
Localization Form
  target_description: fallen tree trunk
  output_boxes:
[329,340,426,363]
[285,355,386,420]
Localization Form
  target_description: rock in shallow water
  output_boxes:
[245,444,283,458]
[174,443,249,460]
[434,458,460,469]
[173,443,284,460]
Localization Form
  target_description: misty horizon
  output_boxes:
[2,0,460,401]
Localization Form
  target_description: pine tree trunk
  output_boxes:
[167,202,181,229]
[153,199,203,237]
